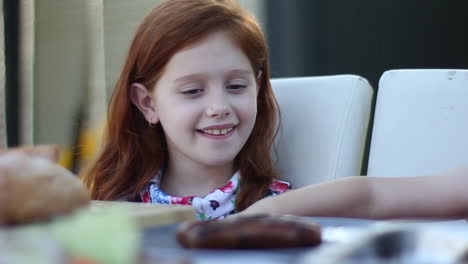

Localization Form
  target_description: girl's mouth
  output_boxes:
[196,126,236,138]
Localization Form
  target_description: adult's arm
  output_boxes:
[240,165,468,219]
[368,165,468,219]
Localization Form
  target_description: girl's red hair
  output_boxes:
[81,0,280,211]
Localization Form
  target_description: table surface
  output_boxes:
[142,217,468,264]
[141,217,376,264]
[88,200,196,229]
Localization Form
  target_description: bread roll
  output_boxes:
[0,145,60,162]
[176,215,322,249]
[0,152,90,225]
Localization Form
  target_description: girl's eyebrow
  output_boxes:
[173,73,207,85]
[173,69,254,84]
[227,69,254,76]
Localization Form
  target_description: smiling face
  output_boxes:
[144,31,258,170]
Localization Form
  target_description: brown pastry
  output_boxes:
[0,152,90,225]
[0,145,60,162]
[176,215,322,249]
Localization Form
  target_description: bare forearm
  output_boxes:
[242,166,468,219]
[242,176,373,218]
[368,166,468,219]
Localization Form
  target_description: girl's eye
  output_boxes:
[226,84,247,91]
[182,88,203,95]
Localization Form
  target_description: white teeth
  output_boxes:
[202,127,233,135]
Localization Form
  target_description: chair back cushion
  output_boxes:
[272,75,373,187]
[367,69,468,177]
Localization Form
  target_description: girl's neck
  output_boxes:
[160,160,236,197]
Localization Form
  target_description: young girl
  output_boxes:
[82,0,468,221]
[81,0,290,220]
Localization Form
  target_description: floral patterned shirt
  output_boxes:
[139,171,291,220]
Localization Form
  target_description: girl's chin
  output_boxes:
[196,156,237,168]
[200,160,236,168]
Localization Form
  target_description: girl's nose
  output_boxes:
[206,104,230,118]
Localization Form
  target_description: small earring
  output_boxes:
[257,70,263,79]
[147,113,157,128]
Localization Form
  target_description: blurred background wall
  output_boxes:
[2,0,468,170]
[0,0,5,148]
[266,0,468,87]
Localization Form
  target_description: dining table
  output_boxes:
[140,216,468,264]
[4,199,468,263]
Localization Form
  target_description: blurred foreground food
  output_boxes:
[0,145,60,162]
[0,208,141,264]
[0,151,141,264]
[0,152,90,225]
[177,215,322,249]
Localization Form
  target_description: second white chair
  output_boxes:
[367,69,468,177]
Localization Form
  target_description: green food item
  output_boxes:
[0,228,67,264]
[0,207,140,264]
[49,208,141,264]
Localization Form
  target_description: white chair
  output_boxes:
[367,69,468,177]
[271,75,374,188]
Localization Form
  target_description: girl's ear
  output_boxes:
[129,83,159,124]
